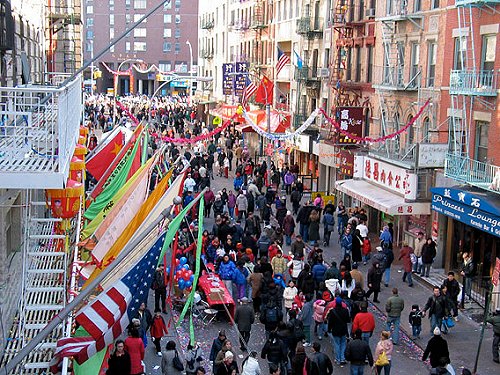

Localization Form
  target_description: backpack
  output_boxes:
[292,319,305,341]
[265,305,280,323]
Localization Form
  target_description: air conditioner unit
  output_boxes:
[365,8,375,18]
[317,68,330,78]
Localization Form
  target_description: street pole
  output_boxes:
[186,40,193,104]
[114,58,143,126]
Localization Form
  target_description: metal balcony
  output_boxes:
[296,18,311,34]
[449,70,498,96]
[374,66,421,91]
[200,19,214,30]
[0,76,82,188]
[445,153,500,193]
[293,114,308,128]
[201,49,214,59]
[455,0,500,5]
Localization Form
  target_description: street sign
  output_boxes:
[492,257,500,287]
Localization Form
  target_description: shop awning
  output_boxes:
[235,109,291,133]
[335,179,431,216]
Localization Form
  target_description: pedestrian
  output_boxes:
[313,298,326,340]
[291,187,301,215]
[261,331,288,374]
[209,331,227,373]
[236,191,248,220]
[291,344,307,375]
[374,331,393,375]
[227,190,237,219]
[151,264,167,313]
[106,339,132,375]
[290,235,306,259]
[352,301,375,345]
[133,302,153,348]
[260,300,283,338]
[385,288,404,345]
[460,251,476,307]
[327,296,350,365]
[185,343,204,375]
[413,231,425,274]
[241,351,262,375]
[305,342,333,375]
[322,208,335,247]
[422,328,450,369]
[299,294,314,345]
[287,309,305,356]
[283,211,296,246]
[366,262,383,303]
[486,308,500,363]
[423,286,448,335]
[150,309,168,356]
[382,244,394,287]
[308,209,321,246]
[379,225,392,250]
[442,272,460,320]
[234,297,255,351]
[340,227,353,257]
[271,250,288,276]
[398,242,414,287]
[409,304,423,339]
[215,340,237,372]
[297,204,311,243]
[350,263,364,289]
[421,238,437,278]
[336,201,348,234]
[218,254,237,296]
[345,329,374,375]
[124,328,145,375]
[216,351,239,375]
[284,280,298,315]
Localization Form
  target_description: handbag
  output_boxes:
[374,350,390,366]
[444,316,455,328]
[172,350,184,371]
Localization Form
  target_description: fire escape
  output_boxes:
[251,0,269,73]
[47,0,82,77]
[373,0,423,162]
[446,0,499,192]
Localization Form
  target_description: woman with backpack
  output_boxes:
[185,343,203,375]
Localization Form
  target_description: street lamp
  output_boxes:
[114,58,144,125]
[185,40,194,104]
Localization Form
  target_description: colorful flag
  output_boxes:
[294,50,304,69]
[86,129,124,181]
[276,47,291,76]
[241,79,257,107]
[255,75,274,105]
[51,233,166,367]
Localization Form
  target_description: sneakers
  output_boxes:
[454,316,459,322]
[157,352,162,357]
[303,342,311,347]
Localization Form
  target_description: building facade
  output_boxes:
[84,0,199,95]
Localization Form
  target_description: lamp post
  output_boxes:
[114,58,143,125]
[185,40,193,104]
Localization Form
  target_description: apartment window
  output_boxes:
[159,61,171,71]
[109,15,114,26]
[164,1,172,9]
[87,18,94,27]
[125,41,131,52]
[432,0,439,9]
[367,45,373,82]
[134,0,146,9]
[414,0,421,12]
[86,42,92,52]
[346,47,352,80]
[349,0,354,22]
[125,0,131,7]
[475,121,489,162]
[358,0,364,21]
[175,0,181,8]
[481,35,496,71]
[164,14,172,23]
[126,14,131,24]
[175,42,181,53]
[324,48,330,68]
[277,2,281,21]
[296,0,300,17]
[289,0,293,19]
[453,37,466,69]
[109,28,114,39]
[133,41,146,51]
[427,42,437,87]
[175,15,181,24]
[109,0,114,4]
[163,42,172,52]
[410,43,419,86]
[134,14,146,23]
[86,5,93,14]
[423,117,430,141]
[355,46,361,82]
[134,28,146,37]
[86,30,94,39]
[175,62,187,73]
[164,28,171,38]
[386,0,393,14]
[110,45,115,52]
[174,29,181,38]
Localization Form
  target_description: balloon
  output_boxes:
[178,279,186,289]
[185,280,193,288]
[186,270,193,278]
[175,258,180,266]
[189,275,195,283]
[180,257,187,265]
[166,267,170,274]
[175,265,182,271]
[183,272,190,281]
[182,264,190,270]
[175,270,183,280]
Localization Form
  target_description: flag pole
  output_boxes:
[1,203,180,374]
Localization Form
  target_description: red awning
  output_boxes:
[235,109,291,133]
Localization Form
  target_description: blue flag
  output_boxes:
[294,50,303,69]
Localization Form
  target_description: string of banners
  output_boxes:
[116,100,234,144]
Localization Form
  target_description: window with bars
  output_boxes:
[134,0,146,9]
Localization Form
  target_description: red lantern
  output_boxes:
[78,135,86,145]
[73,143,87,162]
[69,156,85,183]
[46,179,84,219]
[79,126,89,138]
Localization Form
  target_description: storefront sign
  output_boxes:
[336,107,363,145]
[363,156,418,200]
[431,190,500,238]
[222,63,234,95]
[234,62,249,97]
[295,134,311,153]
[339,149,354,176]
[417,143,448,168]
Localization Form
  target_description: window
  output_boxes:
[109,15,114,26]
[475,121,489,162]
[86,42,92,52]
[164,28,171,38]
[134,14,145,23]
[163,42,172,52]
[358,0,364,21]
[367,45,373,82]
[175,62,187,73]
[164,14,172,23]
[175,42,181,53]
[134,28,146,37]
[86,5,93,14]
[87,18,94,27]
[175,15,181,23]
[175,0,181,8]
[410,43,419,87]
[324,48,330,68]
[125,41,131,52]
[134,41,146,51]
[423,117,430,141]
[159,61,171,71]
[125,0,131,7]
[432,0,439,9]
[134,0,146,9]
[126,14,131,23]
[414,0,421,12]
[174,29,181,38]
[109,28,114,39]
[355,46,361,82]
[481,35,496,71]
[453,37,466,69]
[296,0,300,17]
[164,1,172,9]
[346,47,352,80]
[110,45,115,52]
[86,30,94,39]
[109,0,114,4]
[427,42,437,87]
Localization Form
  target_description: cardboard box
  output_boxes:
[208,289,224,302]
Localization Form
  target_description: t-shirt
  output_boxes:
[356,223,369,238]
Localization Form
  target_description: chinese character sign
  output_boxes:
[222,63,234,95]
[339,149,355,176]
[234,62,249,97]
[336,106,364,145]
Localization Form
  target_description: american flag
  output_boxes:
[50,232,166,370]
[276,47,291,76]
[241,79,257,107]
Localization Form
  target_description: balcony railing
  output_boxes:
[445,153,500,193]
[449,70,498,96]
[374,66,421,90]
[0,76,82,188]
[293,114,308,128]
[455,0,500,6]
[296,18,311,34]
[200,19,214,30]
[201,49,214,59]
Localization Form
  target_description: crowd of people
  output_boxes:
[82,95,498,375]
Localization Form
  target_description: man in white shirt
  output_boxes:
[184,173,196,192]
[356,220,369,239]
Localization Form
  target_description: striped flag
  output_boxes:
[241,79,257,107]
[276,47,291,76]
